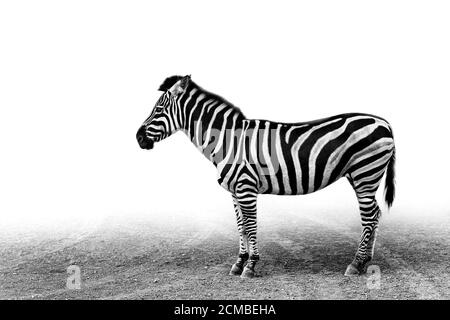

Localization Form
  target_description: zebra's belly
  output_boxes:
[258,137,394,195]
[258,171,340,195]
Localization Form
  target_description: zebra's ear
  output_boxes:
[169,75,191,96]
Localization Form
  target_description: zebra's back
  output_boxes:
[241,113,394,195]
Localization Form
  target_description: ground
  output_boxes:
[0,208,448,299]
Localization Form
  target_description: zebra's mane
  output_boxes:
[158,75,246,119]
[158,75,183,92]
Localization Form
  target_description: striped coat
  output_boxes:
[137,75,396,278]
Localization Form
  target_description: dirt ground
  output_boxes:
[0,208,449,300]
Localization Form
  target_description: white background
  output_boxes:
[1,1,449,230]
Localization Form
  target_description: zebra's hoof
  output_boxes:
[240,266,255,279]
[229,263,243,276]
[344,263,360,276]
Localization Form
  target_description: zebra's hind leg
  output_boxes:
[345,173,383,276]
[229,195,249,276]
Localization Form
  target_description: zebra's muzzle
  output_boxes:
[136,127,154,150]
[138,138,154,150]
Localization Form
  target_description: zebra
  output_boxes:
[136,75,396,278]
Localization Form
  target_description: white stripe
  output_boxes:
[275,124,291,194]
[262,121,278,192]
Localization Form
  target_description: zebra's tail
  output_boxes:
[384,148,396,209]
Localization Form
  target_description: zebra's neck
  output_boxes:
[178,83,246,165]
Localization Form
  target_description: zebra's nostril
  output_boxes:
[137,126,147,146]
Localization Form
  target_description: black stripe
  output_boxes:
[279,125,310,194]
[188,94,206,141]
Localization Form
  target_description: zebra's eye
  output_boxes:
[154,106,164,113]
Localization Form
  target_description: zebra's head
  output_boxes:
[136,75,190,150]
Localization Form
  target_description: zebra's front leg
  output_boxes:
[233,184,259,279]
[229,195,249,276]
